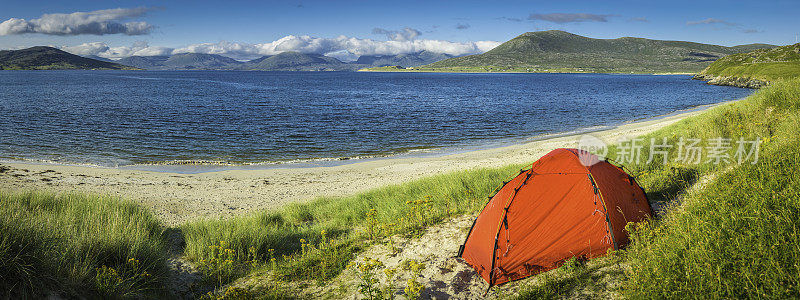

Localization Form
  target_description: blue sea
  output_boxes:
[0,71,752,167]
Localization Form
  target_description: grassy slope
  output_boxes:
[516,79,800,298]
[0,191,169,298]
[620,80,800,298]
[698,43,800,82]
[390,30,775,74]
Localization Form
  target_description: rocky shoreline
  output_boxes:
[692,73,770,89]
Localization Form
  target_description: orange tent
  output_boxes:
[458,148,652,287]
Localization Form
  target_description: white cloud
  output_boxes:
[0,8,154,36]
[63,35,501,61]
[60,42,109,56]
[61,41,171,59]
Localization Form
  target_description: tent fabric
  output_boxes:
[459,148,652,286]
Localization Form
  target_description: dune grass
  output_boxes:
[515,78,800,298]
[624,136,800,298]
[181,164,525,287]
[0,191,169,298]
[620,79,800,298]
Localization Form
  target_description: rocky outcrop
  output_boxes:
[692,73,770,89]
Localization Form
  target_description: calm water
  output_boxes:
[0,71,752,167]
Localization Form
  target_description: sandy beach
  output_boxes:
[0,105,720,226]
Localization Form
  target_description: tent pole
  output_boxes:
[589,173,619,250]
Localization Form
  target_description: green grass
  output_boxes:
[514,78,800,298]
[181,164,525,286]
[513,254,626,299]
[620,80,800,298]
[703,61,800,82]
[624,139,800,298]
[0,191,169,298]
[699,43,800,82]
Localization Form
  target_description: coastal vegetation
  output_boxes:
[694,43,800,87]
[515,78,800,298]
[0,191,169,298]
[2,79,799,298]
[619,79,800,298]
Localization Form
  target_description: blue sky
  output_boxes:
[1,0,798,60]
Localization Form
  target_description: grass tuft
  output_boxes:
[0,191,169,298]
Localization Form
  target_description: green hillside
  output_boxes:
[411,30,774,73]
[694,43,800,86]
[0,47,137,70]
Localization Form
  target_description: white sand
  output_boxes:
[0,106,715,226]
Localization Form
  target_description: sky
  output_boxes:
[1,0,798,61]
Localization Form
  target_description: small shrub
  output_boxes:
[402,260,425,300]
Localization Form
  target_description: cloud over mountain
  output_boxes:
[62,35,501,60]
[62,41,171,58]
[0,8,154,36]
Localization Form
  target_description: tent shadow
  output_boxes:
[644,167,700,217]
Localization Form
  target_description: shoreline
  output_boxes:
[358,68,697,75]
[0,100,731,174]
[0,101,733,225]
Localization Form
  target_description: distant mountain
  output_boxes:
[42,50,458,71]
[694,43,800,88]
[117,53,244,70]
[162,53,243,70]
[0,46,137,70]
[244,55,273,65]
[243,52,357,71]
[116,56,170,69]
[355,51,455,68]
[419,30,776,73]
[83,55,113,62]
